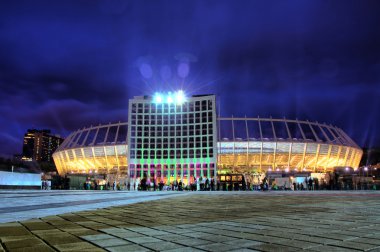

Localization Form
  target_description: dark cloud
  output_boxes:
[0,0,379,156]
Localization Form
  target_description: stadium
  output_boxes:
[53,92,363,185]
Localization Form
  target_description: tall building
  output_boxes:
[22,129,64,163]
[127,92,217,184]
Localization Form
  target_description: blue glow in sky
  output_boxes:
[0,0,379,156]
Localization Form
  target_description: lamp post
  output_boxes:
[364,167,368,189]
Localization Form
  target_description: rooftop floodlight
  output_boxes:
[175,90,186,105]
[154,93,163,103]
[167,95,173,103]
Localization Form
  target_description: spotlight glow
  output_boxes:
[167,94,173,103]
[175,90,186,104]
[153,90,186,104]
[154,93,163,103]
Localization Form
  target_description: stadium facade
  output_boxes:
[53,92,363,184]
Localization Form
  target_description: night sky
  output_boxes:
[0,0,379,157]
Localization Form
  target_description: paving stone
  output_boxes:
[39,234,83,245]
[21,222,55,231]
[182,232,212,238]
[223,239,263,247]
[314,233,359,241]
[199,234,239,243]
[228,249,259,252]
[65,228,100,236]
[100,228,149,238]
[349,237,380,246]
[9,244,55,252]
[155,234,187,241]
[292,235,338,245]
[249,243,300,252]
[135,230,170,236]
[328,241,380,251]
[196,242,241,252]
[106,244,151,252]
[53,241,100,251]
[3,237,44,249]
[175,238,214,246]
[111,231,145,239]
[142,241,185,250]
[125,236,162,244]
[32,229,63,236]
[0,226,30,236]
[91,238,130,248]
[162,248,204,252]
[99,228,126,234]
[308,245,360,252]
[246,234,288,243]
[0,222,22,227]
[0,235,35,243]
[81,234,115,241]
[80,248,106,252]
[273,239,320,249]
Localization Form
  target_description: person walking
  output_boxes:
[308,177,313,191]
[200,177,204,191]
[205,178,210,191]
[178,180,183,191]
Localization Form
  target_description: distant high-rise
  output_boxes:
[22,129,64,163]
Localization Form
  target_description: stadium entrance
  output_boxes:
[218,174,246,191]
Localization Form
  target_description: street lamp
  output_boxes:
[364,167,369,189]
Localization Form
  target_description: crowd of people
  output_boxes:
[125,176,217,191]
[79,172,377,191]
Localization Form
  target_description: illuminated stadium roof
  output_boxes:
[53,117,362,176]
[57,118,359,150]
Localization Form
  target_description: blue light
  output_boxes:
[154,93,163,103]
[175,90,185,104]
[167,95,173,103]
[153,90,186,104]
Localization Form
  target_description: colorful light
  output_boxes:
[154,93,163,103]
[175,90,186,104]
[153,90,186,104]
[167,95,173,103]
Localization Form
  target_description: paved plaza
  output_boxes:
[0,191,380,251]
